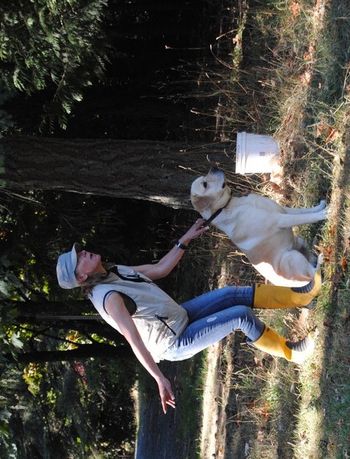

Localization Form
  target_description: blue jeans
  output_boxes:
[162,286,265,361]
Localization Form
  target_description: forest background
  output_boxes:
[1,1,350,459]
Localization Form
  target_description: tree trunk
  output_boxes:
[3,300,124,340]
[1,136,235,208]
[5,343,132,363]
[5,299,93,316]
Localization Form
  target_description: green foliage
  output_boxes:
[22,363,44,395]
[0,0,109,130]
[0,87,14,136]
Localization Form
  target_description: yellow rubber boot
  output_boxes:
[253,270,321,309]
[252,327,315,364]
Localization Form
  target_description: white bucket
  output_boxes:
[235,132,280,174]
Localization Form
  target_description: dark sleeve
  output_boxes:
[103,290,137,316]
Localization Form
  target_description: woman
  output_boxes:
[56,219,320,414]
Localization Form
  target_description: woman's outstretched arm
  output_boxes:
[131,218,208,280]
[105,292,175,414]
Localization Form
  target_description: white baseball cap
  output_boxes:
[56,243,81,289]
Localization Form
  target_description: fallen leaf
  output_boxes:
[340,256,348,272]
[300,70,312,85]
[325,127,340,143]
[290,0,301,17]
[315,122,340,143]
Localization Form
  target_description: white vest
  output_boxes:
[89,265,188,362]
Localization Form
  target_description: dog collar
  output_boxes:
[204,192,231,225]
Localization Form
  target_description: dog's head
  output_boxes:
[191,168,231,216]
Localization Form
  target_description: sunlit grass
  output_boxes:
[203,0,350,457]
[293,94,350,457]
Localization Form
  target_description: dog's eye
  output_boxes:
[203,181,208,189]
[222,182,226,189]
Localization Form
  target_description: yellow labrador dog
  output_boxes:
[191,168,327,287]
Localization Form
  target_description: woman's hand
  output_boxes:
[157,376,176,414]
[180,218,208,245]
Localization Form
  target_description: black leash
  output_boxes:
[202,193,232,226]
[204,207,225,225]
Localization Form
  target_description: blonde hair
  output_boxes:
[79,262,115,296]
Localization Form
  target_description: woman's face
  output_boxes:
[75,250,103,282]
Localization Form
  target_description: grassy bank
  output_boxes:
[200,0,350,458]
